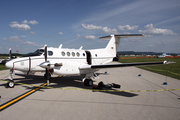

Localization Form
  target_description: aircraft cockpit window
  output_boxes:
[34,49,44,55]
[61,51,65,56]
[72,52,75,57]
[67,52,70,56]
[23,49,44,57]
[76,52,80,57]
[48,51,53,56]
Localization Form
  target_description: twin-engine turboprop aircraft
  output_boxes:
[5,34,168,88]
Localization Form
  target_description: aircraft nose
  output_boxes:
[5,61,13,69]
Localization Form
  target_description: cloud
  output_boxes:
[118,25,139,31]
[21,20,39,25]
[3,36,42,47]
[30,32,36,35]
[146,44,155,47]
[9,21,31,31]
[81,24,102,29]
[81,23,118,34]
[139,24,176,35]
[84,35,97,40]
[3,36,26,42]
[76,34,81,39]
[158,41,168,45]
[59,32,63,35]
[102,27,118,34]
[9,20,39,31]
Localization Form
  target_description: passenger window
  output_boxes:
[67,52,70,56]
[48,51,53,56]
[95,54,97,57]
[72,52,75,57]
[61,51,65,56]
[83,53,85,56]
[76,52,80,57]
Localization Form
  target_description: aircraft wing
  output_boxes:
[79,61,168,70]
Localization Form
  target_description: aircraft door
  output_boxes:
[85,51,92,65]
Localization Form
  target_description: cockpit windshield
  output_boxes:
[34,49,44,55]
[23,49,44,57]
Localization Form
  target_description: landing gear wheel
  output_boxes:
[7,80,15,88]
[84,79,93,86]
[44,73,51,79]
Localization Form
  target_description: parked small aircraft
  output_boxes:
[158,53,170,58]
[5,34,168,88]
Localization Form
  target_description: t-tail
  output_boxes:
[100,34,144,57]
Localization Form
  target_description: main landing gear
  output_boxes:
[83,78,93,86]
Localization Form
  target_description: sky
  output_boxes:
[0,0,180,54]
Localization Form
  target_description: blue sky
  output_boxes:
[0,0,180,54]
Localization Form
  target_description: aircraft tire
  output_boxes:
[84,79,93,86]
[8,80,15,88]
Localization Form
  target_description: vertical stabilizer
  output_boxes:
[100,34,144,57]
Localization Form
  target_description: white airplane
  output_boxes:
[5,34,168,88]
[158,53,170,58]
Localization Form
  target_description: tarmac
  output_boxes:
[0,62,180,120]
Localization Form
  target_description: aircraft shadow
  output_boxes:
[1,74,138,97]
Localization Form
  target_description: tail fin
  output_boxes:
[100,34,144,57]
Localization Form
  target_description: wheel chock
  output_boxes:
[163,82,168,85]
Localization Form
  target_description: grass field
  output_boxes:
[119,58,180,80]
[0,64,8,71]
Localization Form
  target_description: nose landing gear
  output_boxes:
[7,69,15,88]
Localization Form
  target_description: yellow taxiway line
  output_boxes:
[0,75,61,111]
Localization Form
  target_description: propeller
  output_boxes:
[9,48,12,60]
[44,45,50,86]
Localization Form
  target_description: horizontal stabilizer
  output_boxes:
[99,34,144,39]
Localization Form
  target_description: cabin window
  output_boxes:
[48,51,53,56]
[61,51,65,56]
[76,52,80,57]
[83,53,85,56]
[67,52,70,56]
[72,52,75,57]
[95,54,97,57]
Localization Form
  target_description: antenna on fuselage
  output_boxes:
[59,44,63,48]
[79,46,83,50]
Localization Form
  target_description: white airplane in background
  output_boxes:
[5,34,168,88]
[158,53,171,58]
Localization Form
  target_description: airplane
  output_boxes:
[5,34,170,88]
[158,53,171,58]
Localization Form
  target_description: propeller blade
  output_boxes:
[44,45,47,62]
[44,45,50,86]
[9,48,12,60]
[46,68,49,86]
